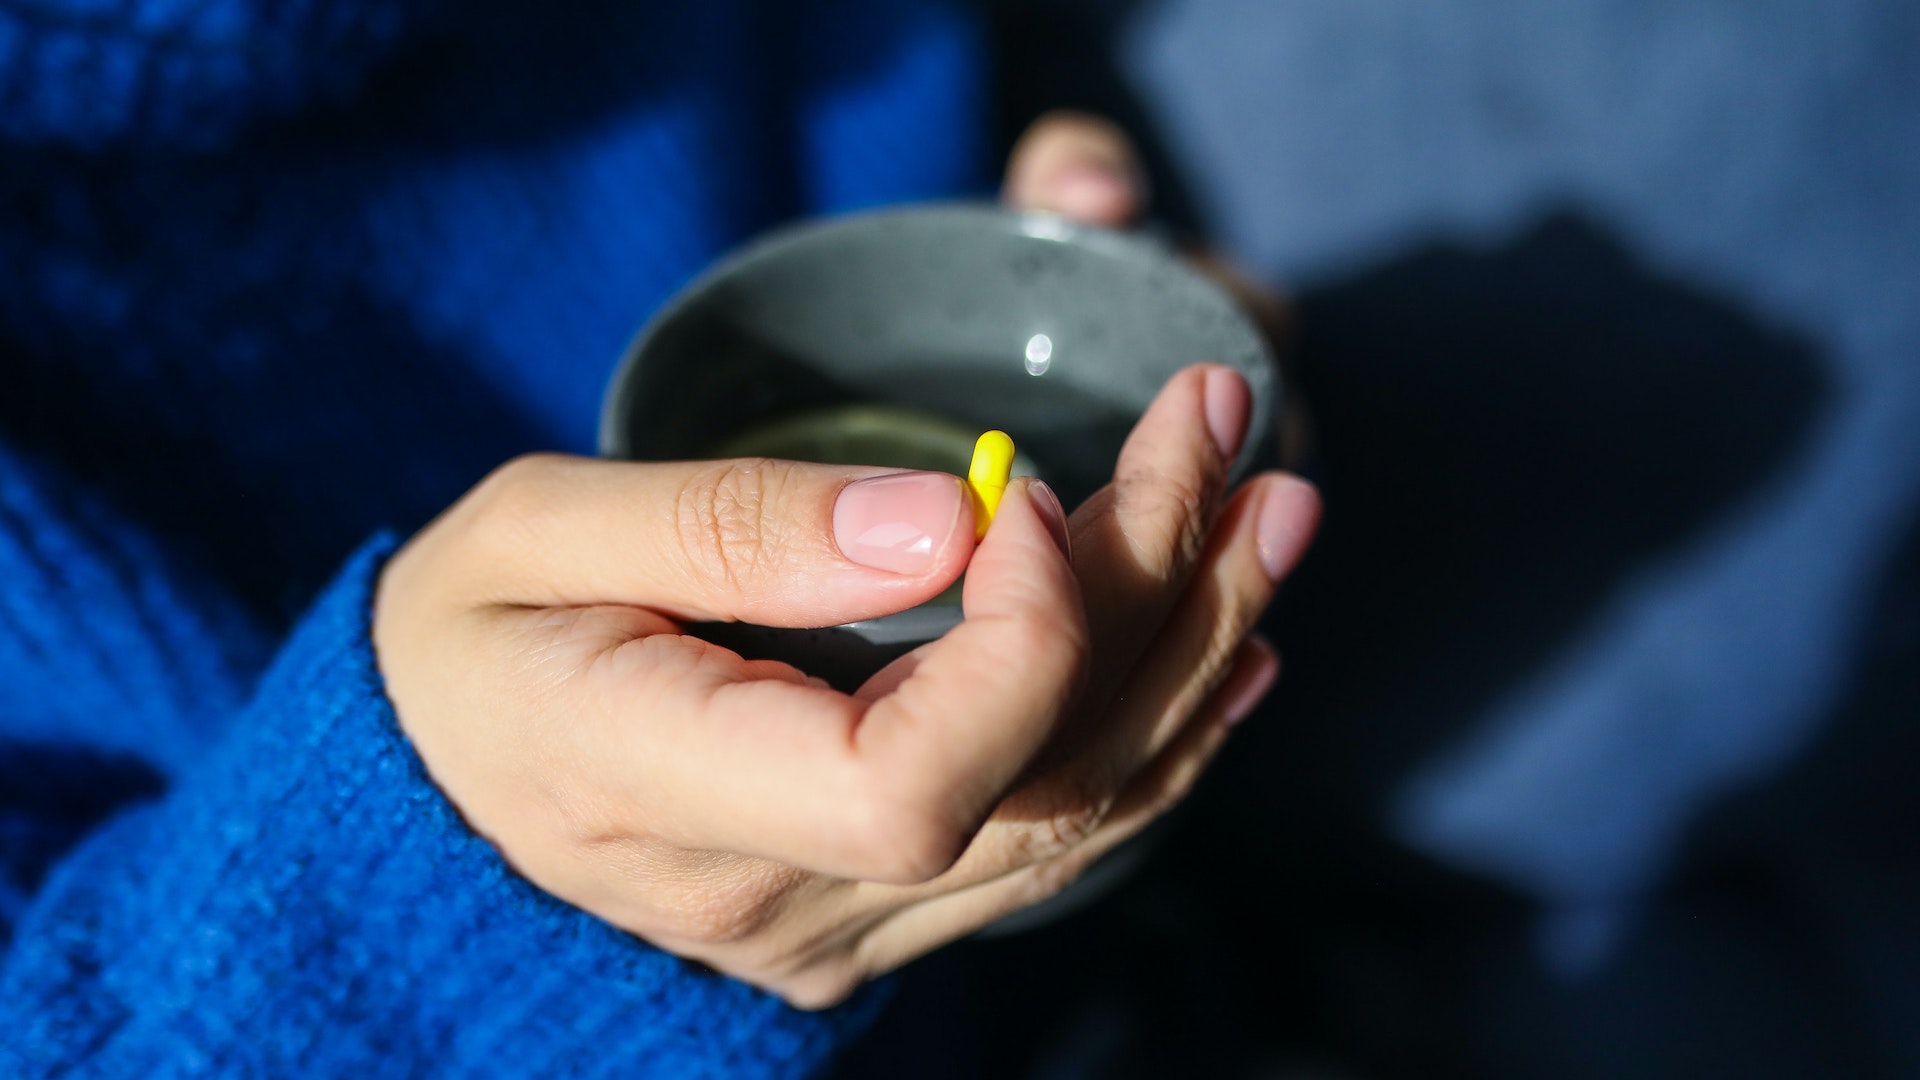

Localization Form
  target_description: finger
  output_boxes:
[694,637,1281,1009]
[872,474,1316,895]
[1064,363,1249,733]
[427,454,976,626]
[842,478,1088,875]
[1079,473,1318,788]
[587,484,1082,1003]
[1002,110,1147,227]
[578,478,1086,884]
[848,635,1276,974]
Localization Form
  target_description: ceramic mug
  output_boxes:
[600,202,1278,689]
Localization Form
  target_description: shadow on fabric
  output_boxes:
[835,210,1841,1079]
[1462,507,1920,1080]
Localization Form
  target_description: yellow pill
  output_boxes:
[967,430,1016,539]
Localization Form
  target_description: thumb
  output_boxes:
[454,454,976,626]
[1002,110,1146,227]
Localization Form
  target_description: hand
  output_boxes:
[372,117,1321,1009]
[374,372,1314,1008]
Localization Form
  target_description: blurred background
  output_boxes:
[841,2,1920,1076]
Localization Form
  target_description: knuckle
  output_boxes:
[886,820,969,886]
[670,457,795,592]
[1043,600,1095,665]
[462,453,573,563]
[1190,622,1250,703]
[1183,612,1270,720]
[998,568,1093,656]
[1033,804,1105,863]
[1007,786,1109,865]
[1113,462,1213,581]
[847,790,968,885]
[997,605,1091,694]
[475,452,566,512]
[471,453,560,520]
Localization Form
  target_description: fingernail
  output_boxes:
[1204,366,1251,462]
[1052,162,1135,223]
[834,472,965,575]
[1256,476,1319,582]
[1222,635,1281,726]
[1028,481,1072,559]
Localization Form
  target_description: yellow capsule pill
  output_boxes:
[967,430,1016,539]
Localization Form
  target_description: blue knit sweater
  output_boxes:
[0,1,984,1074]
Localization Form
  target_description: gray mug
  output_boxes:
[600,202,1277,690]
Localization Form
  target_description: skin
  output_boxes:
[372,113,1322,1009]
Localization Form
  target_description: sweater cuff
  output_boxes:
[3,535,883,1078]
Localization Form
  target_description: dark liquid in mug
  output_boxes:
[616,345,1138,684]
[641,349,1136,511]
[715,404,1041,478]
[713,402,1049,608]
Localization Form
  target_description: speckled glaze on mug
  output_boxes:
[600,202,1278,689]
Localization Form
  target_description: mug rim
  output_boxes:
[597,200,1278,482]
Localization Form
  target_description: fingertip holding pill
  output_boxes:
[967,430,1016,539]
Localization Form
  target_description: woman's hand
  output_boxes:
[372,115,1320,1009]
[374,371,1314,1008]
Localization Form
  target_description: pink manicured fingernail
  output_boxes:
[1256,476,1320,582]
[834,472,965,575]
[1028,481,1072,559]
[1223,635,1281,726]
[1204,366,1251,461]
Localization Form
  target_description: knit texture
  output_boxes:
[0,0,984,1073]
[1,534,886,1077]
[0,0,446,150]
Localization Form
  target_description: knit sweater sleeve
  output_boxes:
[0,0,444,150]
[0,460,882,1077]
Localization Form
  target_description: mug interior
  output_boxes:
[601,204,1275,510]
